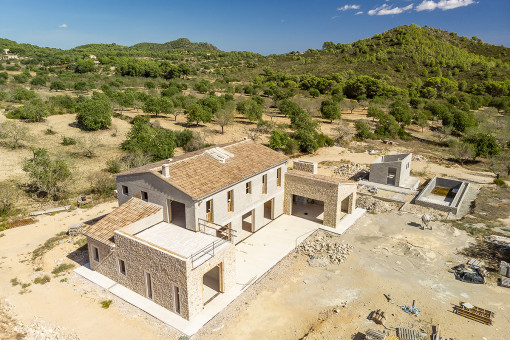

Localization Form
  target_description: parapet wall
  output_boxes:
[415,175,470,215]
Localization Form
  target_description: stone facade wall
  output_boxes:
[293,160,318,174]
[284,173,356,228]
[87,231,236,321]
[186,245,236,319]
[86,238,114,272]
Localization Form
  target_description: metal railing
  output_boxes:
[190,238,229,269]
[198,218,237,242]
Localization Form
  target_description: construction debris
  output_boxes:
[412,155,428,162]
[500,261,510,277]
[298,234,352,265]
[484,235,510,249]
[454,302,494,325]
[451,263,485,284]
[396,328,421,340]
[398,304,420,315]
[356,195,398,213]
[333,163,368,178]
[500,277,510,288]
[369,309,386,325]
[68,223,84,236]
[365,328,387,340]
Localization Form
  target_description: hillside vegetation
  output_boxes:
[0,24,509,220]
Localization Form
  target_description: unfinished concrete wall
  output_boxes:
[293,160,318,174]
[284,172,356,228]
[369,153,412,187]
[194,163,287,239]
[414,176,470,215]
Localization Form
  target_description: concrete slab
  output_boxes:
[73,211,364,336]
[319,207,366,235]
[358,180,418,195]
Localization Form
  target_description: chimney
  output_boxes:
[162,164,170,178]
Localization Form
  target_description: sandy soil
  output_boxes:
[0,201,181,340]
[0,112,131,194]
[196,213,510,340]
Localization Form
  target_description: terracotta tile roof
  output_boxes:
[285,170,357,184]
[117,140,289,200]
[83,198,162,246]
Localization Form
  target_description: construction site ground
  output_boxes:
[1,146,508,340]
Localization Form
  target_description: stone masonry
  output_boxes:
[283,171,356,228]
[293,160,318,174]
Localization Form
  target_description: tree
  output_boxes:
[0,180,20,216]
[236,100,263,121]
[142,96,161,116]
[185,103,213,126]
[50,80,66,91]
[452,109,477,132]
[320,99,341,123]
[355,121,373,139]
[269,129,289,150]
[122,120,176,161]
[0,121,30,149]
[450,140,475,165]
[193,80,212,94]
[332,120,354,144]
[488,151,510,178]
[159,97,174,117]
[215,105,235,134]
[22,148,71,199]
[367,106,384,121]
[389,100,412,126]
[464,133,501,158]
[76,98,113,131]
[342,100,359,114]
[414,110,429,133]
[293,129,318,154]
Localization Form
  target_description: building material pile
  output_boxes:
[365,328,386,340]
[485,235,510,249]
[500,261,510,277]
[333,163,368,178]
[454,302,494,325]
[356,195,397,213]
[298,234,352,265]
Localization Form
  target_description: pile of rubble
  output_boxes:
[1,300,80,340]
[13,318,81,340]
[298,234,353,266]
[332,163,368,178]
[356,195,397,213]
[412,154,428,162]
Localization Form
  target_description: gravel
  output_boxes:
[298,233,353,265]
[356,195,398,213]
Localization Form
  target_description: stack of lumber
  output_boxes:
[396,328,420,340]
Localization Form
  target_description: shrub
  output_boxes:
[175,129,193,147]
[316,133,334,147]
[61,136,77,146]
[51,263,75,275]
[106,159,122,174]
[101,300,113,309]
[33,275,51,285]
[10,277,20,286]
[284,138,299,155]
[494,178,508,188]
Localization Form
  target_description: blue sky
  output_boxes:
[0,0,509,54]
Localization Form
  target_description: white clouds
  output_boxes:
[368,3,414,16]
[355,11,364,15]
[416,0,476,12]
[57,24,68,28]
[337,4,360,11]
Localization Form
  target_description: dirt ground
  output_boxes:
[2,200,508,340]
[0,112,131,194]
